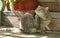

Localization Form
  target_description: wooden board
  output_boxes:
[39,2,60,11]
[1,11,60,30]
[38,0,59,2]
[0,12,1,25]
[49,12,60,30]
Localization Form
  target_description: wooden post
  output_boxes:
[0,12,1,26]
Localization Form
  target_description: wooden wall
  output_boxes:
[38,0,58,2]
[1,12,60,30]
[38,0,60,11]
[49,12,60,30]
[1,12,21,27]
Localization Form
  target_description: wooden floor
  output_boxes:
[0,30,60,38]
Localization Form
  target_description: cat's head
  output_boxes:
[35,6,49,14]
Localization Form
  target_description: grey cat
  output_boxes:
[19,6,51,33]
[35,6,51,32]
[19,13,37,33]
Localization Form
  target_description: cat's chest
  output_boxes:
[36,12,45,16]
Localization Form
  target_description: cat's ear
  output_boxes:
[36,6,41,9]
[38,6,40,7]
[45,7,48,10]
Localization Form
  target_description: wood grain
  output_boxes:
[0,12,1,26]
[49,12,60,30]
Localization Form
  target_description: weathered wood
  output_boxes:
[39,2,60,11]
[0,12,1,26]
[1,11,60,30]
[48,12,60,30]
[51,12,60,19]
[1,15,19,27]
[49,19,60,30]
[38,0,59,2]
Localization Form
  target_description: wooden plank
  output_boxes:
[0,12,1,25]
[49,19,60,30]
[38,0,60,2]
[39,2,60,11]
[2,11,60,30]
[3,11,23,16]
[48,12,60,30]
[50,12,60,19]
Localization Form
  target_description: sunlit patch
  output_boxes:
[18,34,37,38]
[3,36,15,38]
[41,36,50,38]
[11,28,21,33]
[0,35,15,38]
[4,33,12,35]
[0,35,5,38]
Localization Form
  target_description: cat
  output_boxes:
[19,13,37,33]
[35,6,51,32]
